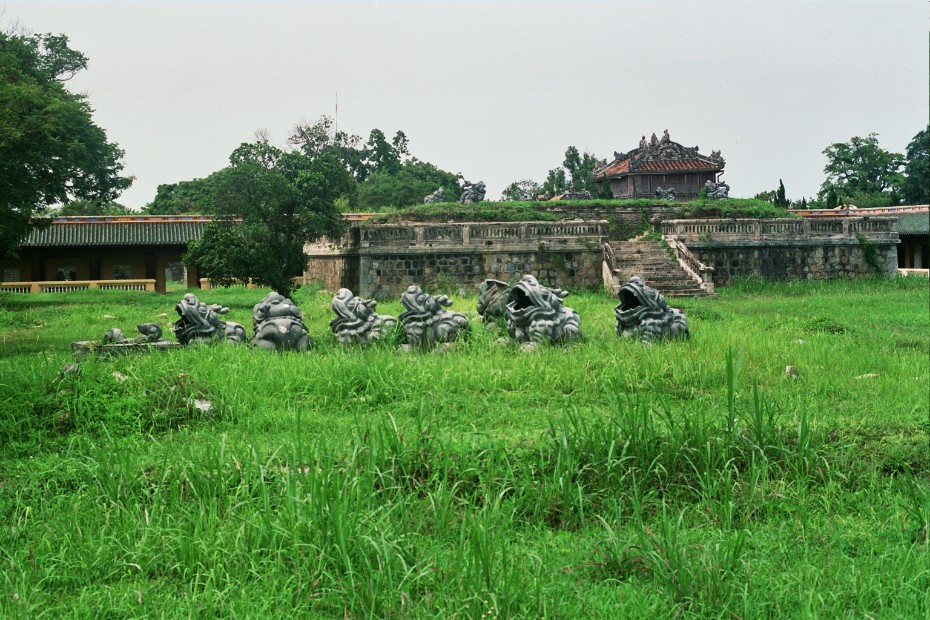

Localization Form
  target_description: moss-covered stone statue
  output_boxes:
[399,285,470,348]
[330,288,398,345]
[614,276,689,343]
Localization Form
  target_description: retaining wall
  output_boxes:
[662,217,899,285]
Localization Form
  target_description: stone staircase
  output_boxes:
[603,238,714,297]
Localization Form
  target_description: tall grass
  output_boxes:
[0,277,927,617]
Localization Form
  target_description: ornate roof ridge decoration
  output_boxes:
[594,130,725,178]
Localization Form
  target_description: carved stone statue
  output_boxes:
[655,187,677,200]
[650,133,658,146]
[173,293,246,345]
[661,129,670,143]
[704,180,730,199]
[639,135,647,149]
[614,276,689,344]
[103,323,163,345]
[459,181,486,204]
[506,274,582,345]
[252,291,311,352]
[423,187,445,204]
[399,285,470,348]
[329,288,398,345]
[557,189,593,200]
[476,279,511,325]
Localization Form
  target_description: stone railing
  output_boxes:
[358,220,606,251]
[664,237,715,294]
[0,279,156,294]
[662,217,898,243]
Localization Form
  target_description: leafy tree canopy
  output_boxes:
[0,29,132,256]
[143,177,214,214]
[901,125,928,204]
[183,141,352,296]
[500,179,542,201]
[819,133,903,204]
[356,158,461,211]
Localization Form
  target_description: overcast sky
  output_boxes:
[5,1,928,209]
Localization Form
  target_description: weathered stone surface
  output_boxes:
[476,279,510,325]
[704,180,730,199]
[329,288,398,345]
[252,292,311,352]
[424,187,445,203]
[614,276,689,343]
[459,181,486,204]
[174,293,246,345]
[506,274,582,345]
[398,285,470,348]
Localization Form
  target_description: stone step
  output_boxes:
[607,238,713,298]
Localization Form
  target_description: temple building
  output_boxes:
[0,215,208,293]
[594,130,725,201]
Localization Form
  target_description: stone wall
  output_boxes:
[662,217,900,285]
[305,221,607,298]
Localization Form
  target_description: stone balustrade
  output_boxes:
[662,217,898,243]
[0,279,156,294]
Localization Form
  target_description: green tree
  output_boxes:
[183,141,351,296]
[356,159,461,210]
[542,168,567,198]
[901,125,929,204]
[0,30,132,256]
[55,199,132,216]
[825,186,839,210]
[143,178,214,214]
[288,116,368,181]
[500,179,542,201]
[819,133,904,204]
[773,179,789,209]
[562,146,605,194]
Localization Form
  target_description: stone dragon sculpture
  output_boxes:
[173,293,246,345]
[252,291,312,352]
[614,276,689,343]
[506,274,582,345]
[329,288,398,345]
[398,285,470,348]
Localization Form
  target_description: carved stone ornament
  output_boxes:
[103,323,163,344]
[423,187,445,204]
[655,187,677,200]
[399,285,470,348]
[330,288,398,345]
[704,180,730,199]
[506,274,582,345]
[173,293,246,345]
[476,279,511,325]
[252,291,311,352]
[614,276,689,344]
[459,180,487,204]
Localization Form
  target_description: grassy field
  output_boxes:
[0,277,927,618]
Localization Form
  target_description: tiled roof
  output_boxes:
[896,212,929,235]
[636,160,721,172]
[23,220,209,247]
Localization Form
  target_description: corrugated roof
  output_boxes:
[896,212,929,235]
[23,220,208,247]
